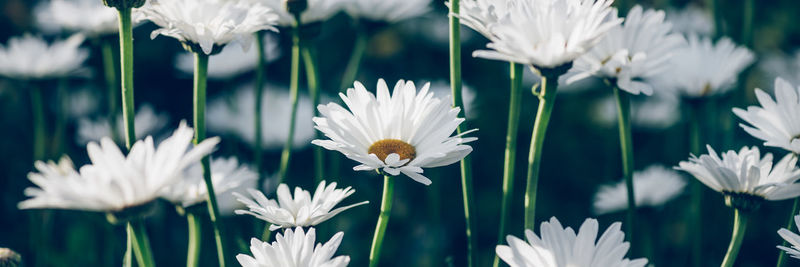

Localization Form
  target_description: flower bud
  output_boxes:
[0,248,22,267]
[102,0,146,9]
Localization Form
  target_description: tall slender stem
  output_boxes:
[277,15,302,185]
[101,39,120,143]
[613,86,636,244]
[742,0,754,47]
[194,52,227,267]
[186,211,201,267]
[302,45,324,183]
[30,85,46,161]
[449,1,477,265]
[124,225,132,267]
[710,0,724,39]
[129,220,155,267]
[493,63,523,267]
[254,31,267,186]
[688,100,704,267]
[339,19,367,92]
[721,209,749,267]
[369,175,395,267]
[117,7,136,148]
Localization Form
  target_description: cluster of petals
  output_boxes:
[733,78,800,154]
[237,227,349,267]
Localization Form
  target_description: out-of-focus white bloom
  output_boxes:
[733,78,800,154]
[161,157,257,208]
[343,0,430,23]
[18,122,220,212]
[759,51,800,88]
[496,217,647,267]
[66,87,99,119]
[399,15,478,49]
[76,104,168,145]
[593,93,680,130]
[0,34,88,79]
[654,35,754,98]
[236,227,350,267]
[676,145,800,201]
[257,0,343,27]
[458,0,622,68]
[217,172,277,216]
[429,81,477,119]
[175,32,281,79]
[778,214,800,260]
[207,84,315,150]
[593,165,686,215]
[35,0,119,36]
[136,0,279,55]
[567,6,686,95]
[234,181,368,231]
[313,79,476,185]
[666,4,714,37]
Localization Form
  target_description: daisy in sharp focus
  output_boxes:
[35,0,119,36]
[497,217,647,267]
[733,78,800,154]
[312,79,476,185]
[0,34,88,79]
[175,32,281,80]
[161,156,257,208]
[594,165,686,215]
[234,180,368,231]
[778,214,800,260]
[237,227,350,267]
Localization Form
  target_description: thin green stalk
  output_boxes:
[186,211,201,267]
[688,100,704,267]
[339,19,367,92]
[194,52,227,267]
[277,15,302,185]
[449,1,478,265]
[492,63,523,267]
[742,0,754,47]
[721,209,749,267]
[117,7,136,148]
[101,39,120,143]
[254,31,266,186]
[302,45,324,183]
[613,86,636,244]
[129,220,155,267]
[369,175,395,267]
[124,224,132,267]
[30,85,46,161]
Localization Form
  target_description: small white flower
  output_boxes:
[236,227,350,267]
[312,79,476,185]
[136,0,279,55]
[593,93,681,130]
[35,0,119,36]
[567,5,687,95]
[593,165,686,215]
[256,0,343,27]
[459,0,622,68]
[428,81,478,119]
[666,4,714,37]
[0,34,88,79]
[161,156,257,208]
[733,78,800,154]
[676,145,800,201]
[759,51,800,90]
[207,83,315,150]
[18,121,220,212]
[76,104,169,145]
[778,214,800,260]
[234,181,368,231]
[175,32,281,79]
[653,35,754,98]
[496,217,647,267]
[343,0,431,23]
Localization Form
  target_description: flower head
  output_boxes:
[76,104,168,145]
[236,227,350,267]
[567,5,686,95]
[175,32,280,79]
[136,0,279,55]
[666,4,714,37]
[343,0,431,23]
[733,78,800,154]
[593,165,686,215]
[778,214,800,260]
[234,181,368,231]
[35,0,119,36]
[161,157,257,208]
[312,79,476,185]
[497,217,647,267]
[18,122,219,214]
[256,0,342,27]
[0,34,88,79]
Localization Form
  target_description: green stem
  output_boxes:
[777,197,800,267]
[186,211,201,267]
[101,39,120,143]
[30,85,46,161]
[742,0,754,47]
[194,52,227,267]
[721,209,749,267]
[254,31,266,186]
[492,62,523,267]
[277,15,302,185]
[710,0,724,39]
[613,86,636,245]
[124,224,132,267]
[302,45,324,184]
[369,175,395,267]
[129,220,155,267]
[117,7,135,148]
[523,71,560,230]
[688,100,704,267]
[339,19,367,92]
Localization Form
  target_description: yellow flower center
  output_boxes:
[368,139,416,162]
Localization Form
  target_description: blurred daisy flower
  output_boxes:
[136,0,279,55]
[734,78,800,154]
[759,51,800,90]
[497,217,647,267]
[312,79,476,185]
[593,165,686,215]
[257,0,343,27]
[778,214,800,260]
[593,93,681,130]
[234,181,368,231]
[666,4,714,37]
[35,0,119,36]
[237,227,350,267]
[76,104,168,145]
[161,156,257,208]
[0,34,88,79]
[343,0,431,23]
[175,32,281,79]
[567,5,686,95]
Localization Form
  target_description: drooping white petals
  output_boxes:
[35,0,119,36]
[733,78,800,154]
[175,32,281,79]
[0,34,88,79]
[255,0,343,27]
[594,165,686,215]
[343,0,431,23]
[236,227,350,267]
[778,215,800,260]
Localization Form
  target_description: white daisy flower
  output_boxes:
[161,156,257,208]
[207,83,315,150]
[256,0,343,27]
[236,227,350,267]
[343,0,431,23]
[312,79,476,185]
[759,51,800,90]
[429,80,478,119]
[175,32,281,79]
[666,4,714,37]
[778,214,800,260]
[76,104,169,145]
[733,78,800,154]
[566,5,687,95]
[593,165,687,215]
[136,0,279,55]
[18,122,220,215]
[234,181,368,231]
[459,0,622,68]
[593,92,681,130]
[654,35,754,98]
[0,34,88,79]
[35,0,119,36]
[496,217,647,267]
[676,145,800,202]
